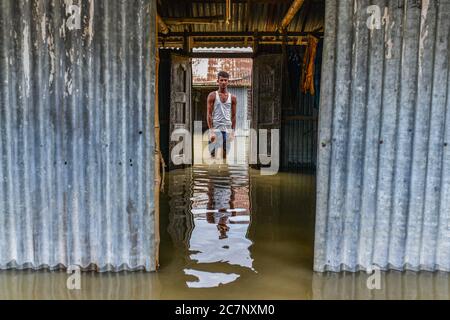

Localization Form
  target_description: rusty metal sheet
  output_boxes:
[315,0,450,272]
[0,0,157,272]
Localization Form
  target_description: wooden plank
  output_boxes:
[190,52,254,58]
[160,31,323,37]
[170,54,192,170]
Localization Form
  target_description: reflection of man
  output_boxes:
[207,71,237,159]
[206,169,236,240]
[206,210,231,240]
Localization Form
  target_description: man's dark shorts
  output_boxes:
[209,131,230,158]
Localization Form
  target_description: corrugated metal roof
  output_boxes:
[0,0,157,272]
[158,0,324,46]
[314,0,450,272]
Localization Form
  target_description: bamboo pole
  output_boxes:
[226,0,232,25]
[279,0,305,31]
[154,13,162,270]
[163,16,225,25]
[157,13,169,34]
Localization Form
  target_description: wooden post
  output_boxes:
[183,29,190,54]
[154,14,162,270]
[157,13,169,34]
[281,28,293,110]
[253,31,259,57]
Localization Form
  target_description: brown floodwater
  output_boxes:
[1,165,450,300]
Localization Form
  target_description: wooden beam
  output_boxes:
[190,52,254,59]
[259,40,306,44]
[160,39,307,48]
[253,31,259,55]
[185,36,306,43]
[279,0,305,31]
[159,31,323,37]
[157,13,169,34]
[162,16,225,25]
[186,0,292,3]
[154,12,162,270]
[226,0,232,25]
[183,30,189,53]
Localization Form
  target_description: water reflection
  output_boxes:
[168,165,254,288]
[312,271,450,300]
[184,269,240,288]
[3,167,450,299]
[0,270,163,300]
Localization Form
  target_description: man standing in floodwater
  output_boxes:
[207,71,237,160]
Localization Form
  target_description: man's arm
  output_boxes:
[207,92,215,130]
[231,95,237,140]
[207,92,216,142]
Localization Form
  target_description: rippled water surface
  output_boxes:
[2,166,450,299]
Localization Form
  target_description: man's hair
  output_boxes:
[217,71,230,79]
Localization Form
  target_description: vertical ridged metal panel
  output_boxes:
[315,0,450,272]
[282,92,318,171]
[0,0,157,272]
[228,87,249,134]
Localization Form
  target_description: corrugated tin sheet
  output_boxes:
[0,0,157,272]
[282,93,318,171]
[158,0,324,33]
[314,0,450,272]
[281,44,321,171]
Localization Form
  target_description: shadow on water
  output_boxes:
[2,166,450,299]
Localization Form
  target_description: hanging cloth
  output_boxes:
[301,35,319,96]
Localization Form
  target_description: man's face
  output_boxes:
[217,76,229,89]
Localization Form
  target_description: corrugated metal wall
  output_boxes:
[281,44,322,171]
[158,49,173,165]
[228,87,250,164]
[0,0,157,272]
[315,0,450,272]
[282,91,319,171]
[256,44,321,171]
[228,87,249,134]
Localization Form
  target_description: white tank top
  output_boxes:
[212,91,232,131]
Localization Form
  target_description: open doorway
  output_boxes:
[158,44,321,172]
[192,49,253,164]
[157,0,325,296]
